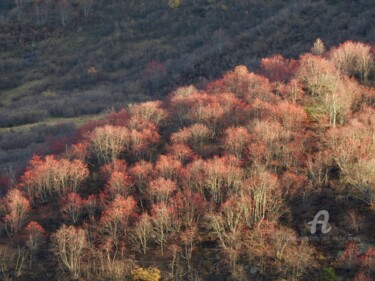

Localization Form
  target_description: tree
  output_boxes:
[129,160,154,195]
[24,221,46,267]
[340,242,359,270]
[128,101,167,126]
[208,196,247,270]
[171,123,211,153]
[272,101,308,131]
[100,195,138,240]
[57,0,71,26]
[260,54,298,82]
[311,38,326,56]
[344,157,375,206]
[245,222,315,278]
[297,54,341,98]
[104,171,133,199]
[171,190,207,228]
[3,189,31,236]
[155,155,182,180]
[207,65,277,104]
[129,126,160,160]
[244,169,284,226]
[78,0,94,18]
[330,41,374,84]
[166,144,194,164]
[61,193,85,225]
[359,247,375,274]
[203,155,243,203]
[223,126,251,158]
[89,125,130,164]
[131,213,153,255]
[297,54,355,127]
[149,177,176,203]
[20,155,89,203]
[0,245,27,279]
[51,225,88,279]
[151,202,178,254]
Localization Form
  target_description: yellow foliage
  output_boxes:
[132,266,161,281]
[168,0,181,9]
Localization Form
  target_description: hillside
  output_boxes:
[0,0,375,170]
[0,40,374,280]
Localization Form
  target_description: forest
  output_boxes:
[0,39,374,280]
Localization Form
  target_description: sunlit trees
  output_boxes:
[148,177,176,203]
[129,125,160,160]
[208,196,245,270]
[203,155,243,203]
[344,158,375,206]
[311,38,326,56]
[155,155,182,180]
[129,160,154,195]
[2,40,375,280]
[171,123,211,153]
[297,54,354,127]
[245,222,315,279]
[89,125,130,164]
[244,169,284,226]
[20,155,89,203]
[223,126,251,159]
[151,203,178,255]
[297,54,341,98]
[61,193,85,224]
[131,213,153,255]
[128,101,167,126]
[330,41,374,84]
[207,65,277,104]
[102,161,133,198]
[51,225,88,279]
[100,195,138,240]
[3,189,31,236]
[260,55,298,82]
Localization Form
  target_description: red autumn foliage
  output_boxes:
[61,193,85,224]
[19,155,89,202]
[3,189,31,235]
[100,195,138,239]
[223,126,252,159]
[100,159,128,180]
[155,155,182,180]
[105,110,129,126]
[129,101,167,126]
[148,177,177,203]
[260,54,299,82]
[166,143,195,163]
